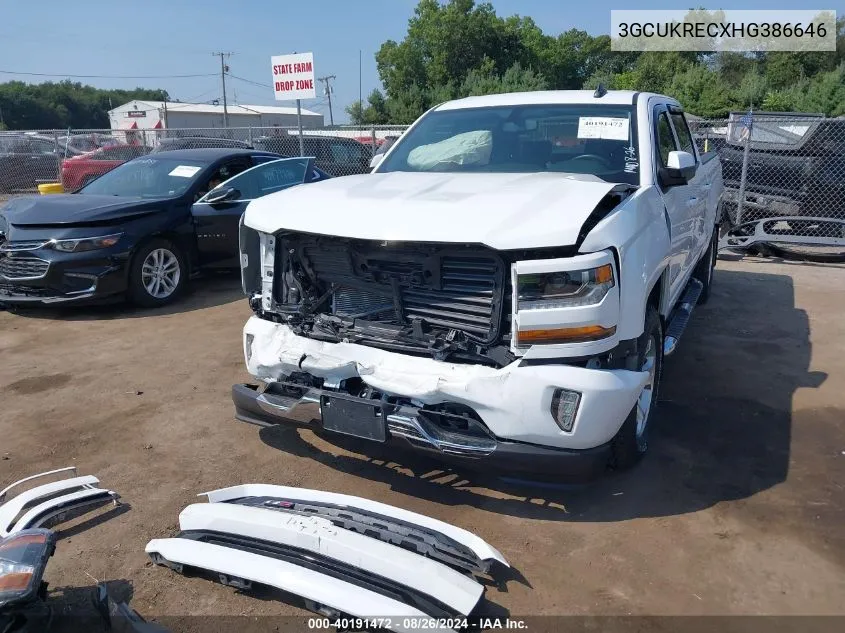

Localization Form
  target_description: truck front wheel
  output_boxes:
[611,305,663,470]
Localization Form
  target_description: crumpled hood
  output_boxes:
[1,194,165,227]
[244,171,626,250]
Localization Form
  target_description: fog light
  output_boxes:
[550,388,581,432]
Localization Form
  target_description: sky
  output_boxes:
[0,0,830,123]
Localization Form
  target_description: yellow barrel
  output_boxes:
[38,183,64,195]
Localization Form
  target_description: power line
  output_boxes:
[0,69,218,79]
[228,74,271,90]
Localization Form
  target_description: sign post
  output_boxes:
[271,52,316,157]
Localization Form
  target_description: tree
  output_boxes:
[0,81,167,129]
[356,0,845,123]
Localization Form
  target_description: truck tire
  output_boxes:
[610,305,663,470]
[127,238,187,308]
[692,227,717,305]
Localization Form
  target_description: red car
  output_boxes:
[61,144,150,191]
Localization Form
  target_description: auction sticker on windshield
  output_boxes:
[578,117,630,140]
[169,165,202,178]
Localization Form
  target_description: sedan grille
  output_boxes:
[0,255,50,280]
[0,240,50,252]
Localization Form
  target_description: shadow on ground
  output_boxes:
[2,272,243,320]
[259,267,824,523]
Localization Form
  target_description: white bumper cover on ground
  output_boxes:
[146,485,509,627]
[243,316,648,449]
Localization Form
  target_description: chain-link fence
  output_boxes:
[2,116,844,255]
[690,114,845,255]
[0,125,409,196]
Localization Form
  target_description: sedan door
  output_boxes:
[191,157,317,268]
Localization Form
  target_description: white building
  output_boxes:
[108,100,324,144]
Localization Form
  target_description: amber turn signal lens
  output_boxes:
[0,573,33,592]
[517,324,616,345]
[594,264,614,284]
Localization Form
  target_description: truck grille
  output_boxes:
[290,236,506,343]
[0,254,50,280]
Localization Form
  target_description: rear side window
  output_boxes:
[656,113,677,167]
[670,112,695,156]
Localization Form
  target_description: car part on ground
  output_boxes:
[93,582,170,633]
[146,485,508,626]
[0,529,56,612]
[0,468,120,538]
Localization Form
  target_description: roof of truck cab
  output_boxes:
[435,90,672,110]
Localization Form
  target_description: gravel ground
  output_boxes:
[1,259,844,630]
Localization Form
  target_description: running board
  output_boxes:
[0,468,120,537]
[663,278,703,357]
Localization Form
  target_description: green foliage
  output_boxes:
[358,2,845,124]
[0,81,167,130]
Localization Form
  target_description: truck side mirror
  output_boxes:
[369,154,384,170]
[659,150,697,188]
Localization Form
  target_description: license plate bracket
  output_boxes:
[320,396,386,442]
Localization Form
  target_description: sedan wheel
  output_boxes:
[128,238,187,307]
[141,248,181,299]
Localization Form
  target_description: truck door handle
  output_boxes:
[701,183,712,190]
[686,197,698,207]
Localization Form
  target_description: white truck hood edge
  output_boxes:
[244,171,621,250]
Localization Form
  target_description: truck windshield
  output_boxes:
[379,104,639,185]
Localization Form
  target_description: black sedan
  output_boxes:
[0,148,330,307]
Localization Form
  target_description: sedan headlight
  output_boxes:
[517,263,614,310]
[51,233,122,253]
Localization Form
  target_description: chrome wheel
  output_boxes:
[636,335,658,448]
[141,248,180,299]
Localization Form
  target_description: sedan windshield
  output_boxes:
[78,157,208,197]
[379,104,640,185]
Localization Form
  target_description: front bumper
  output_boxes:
[233,383,612,480]
[0,249,129,304]
[237,317,648,473]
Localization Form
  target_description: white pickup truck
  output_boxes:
[233,90,723,480]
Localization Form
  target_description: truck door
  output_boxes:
[668,109,709,266]
[653,105,697,305]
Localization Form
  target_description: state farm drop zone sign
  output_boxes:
[271,52,317,101]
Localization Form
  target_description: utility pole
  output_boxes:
[213,52,232,128]
[317,75,336,126]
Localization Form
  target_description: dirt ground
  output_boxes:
[1,258,844,629]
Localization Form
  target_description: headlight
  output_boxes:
[51,233,122,253]
[517,263,614,310]
[0,529,56,610]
